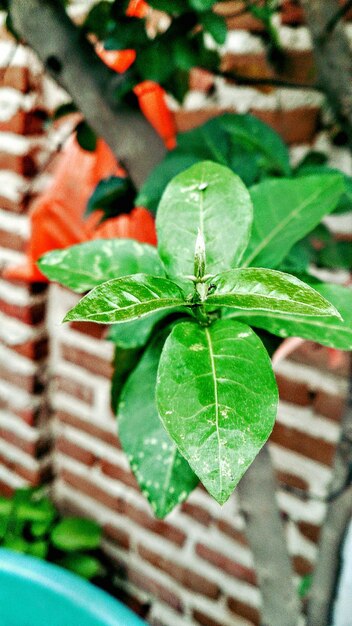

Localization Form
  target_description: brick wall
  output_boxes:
[0,3,352,626]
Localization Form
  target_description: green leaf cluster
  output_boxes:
[82,0,225,102]
[0,488,103,580]
[39,158,351,517]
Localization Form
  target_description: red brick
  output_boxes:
[127,566,183,613]
[271,422,335,466]
[276,374,311,407]
[12,337,48,360]
[297,521,321,544]
[138,544,220,599]
[0,228,26,252]
[0,299,46,325]
[69,321,108,340]
[0,194,28,213]
[193,609,224,626]
[56,375,94,405]
[313,390,345,422]
[57,410,121,449]
[0,66,29,92]
[100,460,139,491]
[227,597,260,625]
[216,520,248,546]
[124,502,186,546]
[276,470,309,493]
[0,452,48,485]
[60,467,125,512]
[0,363,43,394]
[104,523,130,550]
[290,344,349,377]
[57,437,96,466]
[0,479,14,497]
[293,555,314,577]
[180,501,212,526]
[61,344,113,379]
[0,109,45,135]
[0,152,36,176]
[196,543,257,586]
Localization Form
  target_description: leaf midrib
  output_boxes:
[205,327,222,496]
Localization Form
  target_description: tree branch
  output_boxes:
[325,0,352,35]
[301,0,352,148]
[8,0,165,187]
[238,445,301,626]
[307,354,352,626]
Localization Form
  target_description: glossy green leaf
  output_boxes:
[107,307,187,349]
[242,174,344,268]
[156,161,253,289]
[206,268,341,318]
[31,520,53,538]
[64,274,187,324]
[137,114,290,212]
[110,346,141,413]
[118,330,198,517]
[51,517,101,552]
[156,320,278,504]
[39,240,165,293]
[3,537,29,553]
[136,152,200,213]
[59,553,103,579]
[318,240,352,270]
[227,280,352,350]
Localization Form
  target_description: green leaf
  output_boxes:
[206,268,341,318]
[148,0,188,13]
[219,113,291,177]
[228,280,352,350]
[241,174,345,269]
[51,518,102,552]
[156,161,253,289]
[318,240,352,270]
[189,0,217,10]
[28,540,48,559]
[16,498,56,524]
[3,537,29,553]
[0,497,11,517]
[64,274,187,324]
[156,320,278,504]
[118,330,198,517]
[31,520,53,538]
[201,12,227,44]
[107,307,186,349]
[136,42,174,83]
[137,114,290,212]
[136,152,200,213]
[38,239,165,293]
[59,553,103,580]
[75,121,97,152]
[86,176,136,219]
[110,346,141,413]
[295,164,352,214]
[52,102,78,121]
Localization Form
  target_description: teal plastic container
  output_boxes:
[0,549,146,626]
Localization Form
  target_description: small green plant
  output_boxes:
[0,487,103,580]
[39,158,352,518]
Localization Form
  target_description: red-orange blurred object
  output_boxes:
[133,81,177,150]
[92,206,157,245]
[95,45,137,74]
[4,136,127,282]
[126,0,149,18]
